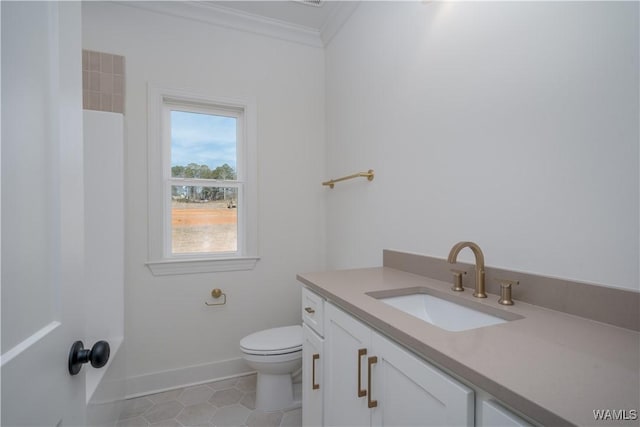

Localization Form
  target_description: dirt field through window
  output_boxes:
[171,201,237,253]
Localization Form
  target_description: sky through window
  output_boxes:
[170,110,237,170]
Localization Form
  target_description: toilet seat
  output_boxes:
[241,349,301,365]
[240,325,302,356]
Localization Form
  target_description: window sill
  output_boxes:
[146,256,260,276]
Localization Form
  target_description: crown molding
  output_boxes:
[117,1,323,47]
[114,1,359,48]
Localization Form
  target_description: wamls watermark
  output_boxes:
[593,409,638,421]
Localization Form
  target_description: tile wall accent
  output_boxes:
[383,249,640,331]
[82,50,125,114]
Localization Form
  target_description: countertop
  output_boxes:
[297,267,640,426]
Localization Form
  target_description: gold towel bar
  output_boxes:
[322,170,374,189]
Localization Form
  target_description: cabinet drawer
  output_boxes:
[302,287,324,336]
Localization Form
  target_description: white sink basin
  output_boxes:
[369,289,521,332]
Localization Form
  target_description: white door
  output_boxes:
[371,332,474,427]
[324,304,372,427]
[1,2,87,426]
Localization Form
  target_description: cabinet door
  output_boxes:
[303,324,324,427]
[480,400,533,427]
[371,332,474,427]
[324,303,372,427]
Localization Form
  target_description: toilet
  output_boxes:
[240,325,303,412]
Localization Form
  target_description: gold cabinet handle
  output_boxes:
[304,307,315,314]
[312,353,320,390]
[367,356,378,408]
[357,348,367,397]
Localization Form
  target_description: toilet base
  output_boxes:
[255,373,301,412]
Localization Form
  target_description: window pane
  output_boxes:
[171,186,238,254]
[170,110,237,179]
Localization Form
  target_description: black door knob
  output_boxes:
[68,340,110,376]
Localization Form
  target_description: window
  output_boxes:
[167,107,240,255]
[147,86,258,275]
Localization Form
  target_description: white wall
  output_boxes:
[82,2,326,394]
[83,110,124,405]
[326,2,639,290]
[81,1,638,393]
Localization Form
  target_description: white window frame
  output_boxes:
[146,85,259,275]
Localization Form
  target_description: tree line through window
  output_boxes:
[171,163,237,203]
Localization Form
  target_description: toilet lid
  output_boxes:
[240,325,302,355]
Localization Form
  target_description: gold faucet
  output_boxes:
[447,241,487,298]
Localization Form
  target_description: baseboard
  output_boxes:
[124,357,255,399]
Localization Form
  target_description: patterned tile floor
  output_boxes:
[116,374,302,427]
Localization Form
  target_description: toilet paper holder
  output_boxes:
[205,288,227,306]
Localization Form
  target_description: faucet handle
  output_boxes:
[450,269,467,292]
[495,278,519,305]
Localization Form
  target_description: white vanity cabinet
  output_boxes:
[324,302,474,426]
[302,288,325,427]
[301,287,541,427]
